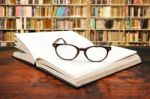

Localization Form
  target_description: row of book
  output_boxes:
[90,30,150,45]
[1,6,150,17]
[91,6,150,17]
[16,6,52,17]
[0,0,87,4]
[90,0,126,4]
[90,19,124,29]
[90,18,150,30]
[25,18,86,30]
[127,0,150,4]
[0,6,15,16]
[0,6,86,17]
[53,0,87,4]
[25,19,52,30]
[0,18,86,30]
[91,6,124,17]
[53,6,86,17]
[53,19,86,30]
[126,19,150,29]
[0,31,15,41]
[90,0,150,4]
[126,6,150,17]
[0,19,16,29]
[0,0,49,4]
[126,31,149,42]
[1,18,149,30]
[0,30,149,46]
[0,0,15,4]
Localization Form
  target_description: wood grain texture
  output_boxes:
[0,47,150,99]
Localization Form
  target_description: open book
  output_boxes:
[13,31,141,87]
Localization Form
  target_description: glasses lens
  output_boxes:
[86,47,107,62]
[56,45,78,60]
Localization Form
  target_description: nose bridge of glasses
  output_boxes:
[79,48,86,51]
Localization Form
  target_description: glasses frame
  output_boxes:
[52,38,111,62]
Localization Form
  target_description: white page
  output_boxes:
[15,31,93,61]
[16,31,137,79]
[38,45,137,79]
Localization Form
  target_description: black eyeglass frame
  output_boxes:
[52,38,111,62]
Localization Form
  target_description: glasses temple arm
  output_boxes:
[53,38,67,44]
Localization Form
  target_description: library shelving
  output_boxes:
[0,0,150,47]
[90,0,150,46]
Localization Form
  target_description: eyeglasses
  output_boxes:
[52,38,111,62]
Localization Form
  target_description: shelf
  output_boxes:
[91,4,125,6]
[127,4,150,6]
[92,41,125,43]
[53,28,86,31]
[0,41,14,43]
[90,29,125,31]
[0,4,15,6]
[129,42,149,44]
[91,16,125,19]
[25,17,52,19]
[126,29,150,31]
[25,29,52,31]
[25,28,86,31]
[0,29,17,30]
[0,17,19,19]
[52,16,87,19]
[15,4,52,6]
[126,17,150,19]
[90,29,150,31]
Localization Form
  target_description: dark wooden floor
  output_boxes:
[0,47,150,99]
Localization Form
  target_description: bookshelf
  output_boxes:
[90,0,150,46]
[0,0,150,47]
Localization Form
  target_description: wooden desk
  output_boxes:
[0,47,150,99]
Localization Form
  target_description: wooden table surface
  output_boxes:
[0,47,150,99]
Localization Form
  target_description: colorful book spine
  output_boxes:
[56,7,66,16]
[63,7,68,16]
[90,18,95,29]
[16,6,22,16]
[0,7,4,17]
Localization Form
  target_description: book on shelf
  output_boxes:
[126,31,149,43]
[16,18,22,30]
[4,31,15,41]
[16,6,32,17]
[4,0,16,4]
[90,18,95,29]
[5,19,16,29]
[56,6,67,16]
[52,0,85,5]
[0,19,5,29]
[5,6,15,16]
[90,0,126,4]
[25,18,52,30]
[13,31,141,87]
[0,31,4,41]
[0,6,5,17]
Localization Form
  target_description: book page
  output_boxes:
[15,31,93,61]
[15,31,137,80]
[37,45,137,79]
